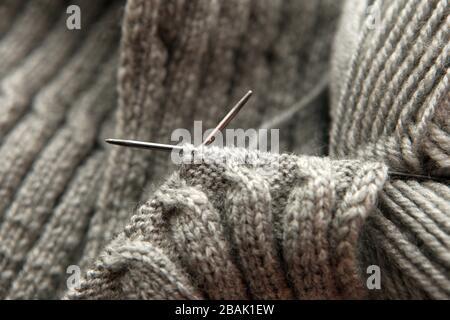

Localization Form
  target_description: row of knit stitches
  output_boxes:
[5,55,118,300]
[282,158,388,299]
[67,147,388,299]
[329,0,449,299]
[79,0,345,270]
[0,0,65,78]
[140,0,343,189]
[0,1,121,298]
[0,1,119,218]
[7,151,106,299]
[0,56,118,299]
[77,0,173,269]
[331,0,449,170]
[0,0,109,139]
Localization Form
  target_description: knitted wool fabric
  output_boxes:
[0,0,343,299]
[0,0,121,299]
[330,0,450,299]
[66,0,450,300]
[66,146,388,299]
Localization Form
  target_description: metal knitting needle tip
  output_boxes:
[105,139,183,152]
[202,90,253,146]
[106,90,253,152]
[389,170,449,183]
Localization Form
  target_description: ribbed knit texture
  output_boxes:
[330,0,450,299]
[0,0,122,299]
[0,0,343,299]
[76,0,342,278]
[66,146,388,299]
[0,0,448,300]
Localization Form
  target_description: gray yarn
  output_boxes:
[0,1,121,299]
[0,0,448,300]
[0,0,343,299]
[79,0,342,272]
[67,146,387,299]
[330,0,450,299]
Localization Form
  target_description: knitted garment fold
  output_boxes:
[66,146,388,299]
[330,0,450,299]
[0,0,121,299]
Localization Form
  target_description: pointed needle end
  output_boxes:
[105,138,127,146]
[105,138,182,152]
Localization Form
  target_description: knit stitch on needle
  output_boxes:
[67,146,388,299]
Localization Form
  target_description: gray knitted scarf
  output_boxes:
[0,0,448,299]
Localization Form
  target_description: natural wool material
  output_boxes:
[0,0,121,299]
[66,146,388,299]
[0,0,344,299]
[330,0,450,299]
[0,0,448,300]
[67,0,450,300]
[77,0,342,276]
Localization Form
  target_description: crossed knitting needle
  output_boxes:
[105,90,448,183]
[106,90,253,151]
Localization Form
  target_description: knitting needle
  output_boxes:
[104,95,448,183]
[105,138,184,152]
[202,90,252,146]
[105,90,253,151]
[105,138,449,182]
[388,170,449,183]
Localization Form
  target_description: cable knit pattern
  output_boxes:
[0,0,344,299]
[80,0,343,271]
[0,0,448,300]
[67,146,388,299]
[0,1,121,299]
[330,0,450,299]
